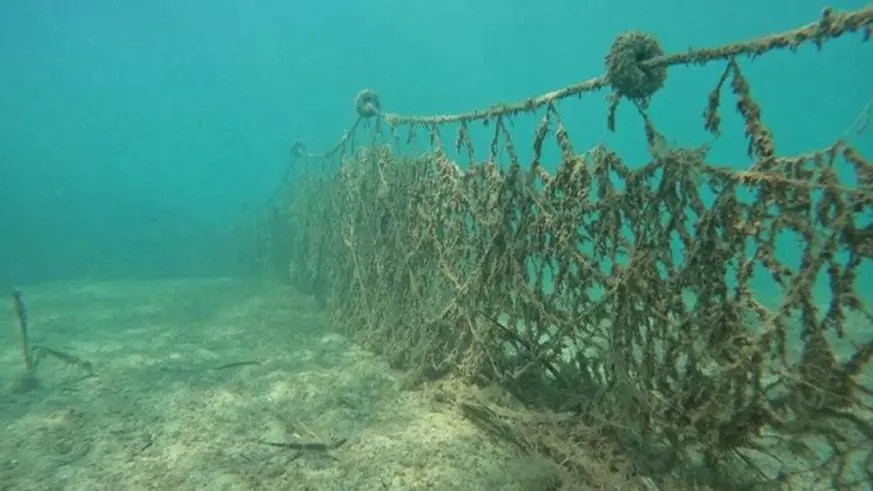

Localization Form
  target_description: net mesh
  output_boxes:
[250,6,873,489]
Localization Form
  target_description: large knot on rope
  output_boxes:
[355,89,382,119]
[605,32,667,101]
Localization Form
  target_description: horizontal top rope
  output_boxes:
[300,6,871,161]
[380,5,871,126]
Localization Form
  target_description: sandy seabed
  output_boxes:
[0,278,558,491]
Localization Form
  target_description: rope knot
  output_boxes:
[355,89,382,119]
[605,32,667,101]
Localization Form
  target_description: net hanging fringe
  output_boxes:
[250,5,873,490]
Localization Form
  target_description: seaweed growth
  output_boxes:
[253,6,873,490]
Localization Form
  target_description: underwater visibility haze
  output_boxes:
[0,0,872,489]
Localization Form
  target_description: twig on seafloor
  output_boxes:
[12,288,33,372]
[210,360,262,371]
[9,288,94,395]
[257,437,348,452]
[256,437,348,463]
[33,345,95,376]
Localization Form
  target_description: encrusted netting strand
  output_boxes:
[251,5,873,490]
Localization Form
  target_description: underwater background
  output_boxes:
[1,0,870,288]
[1,1,872,490]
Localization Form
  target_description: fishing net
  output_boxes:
[250,6,873,489]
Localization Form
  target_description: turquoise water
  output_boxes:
[1,0,870,289]
[1,1,871,488]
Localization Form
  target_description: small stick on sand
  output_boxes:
[7,289,92,394]
[12,288,33,372]
[210,360,262,370]
[257,437,348,451]
[32,345,94,376]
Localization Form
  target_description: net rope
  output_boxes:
[251,5,873,490]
